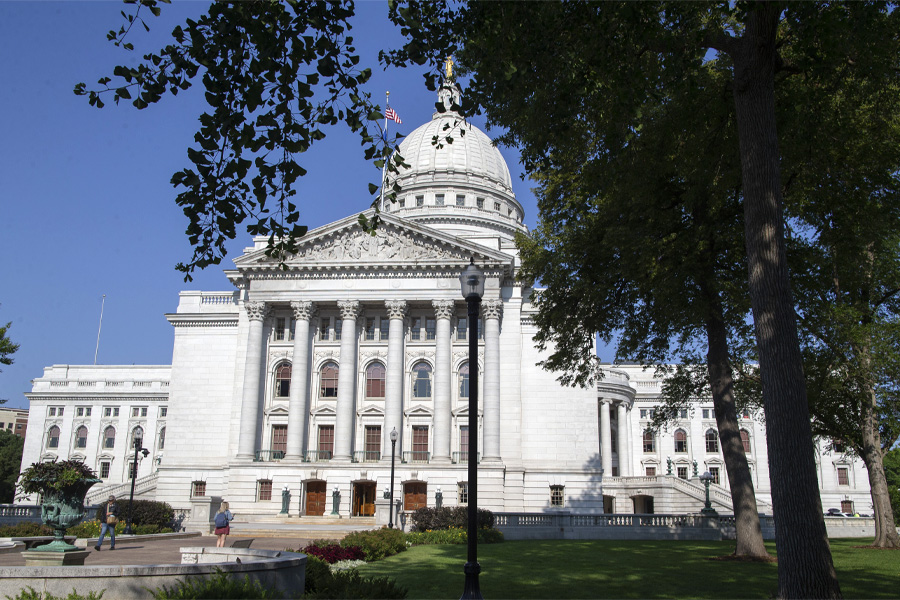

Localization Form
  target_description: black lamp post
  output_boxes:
[699,471,718,516]
[459,257,485,600]
[389,427,398,529]
[124,436,149,535]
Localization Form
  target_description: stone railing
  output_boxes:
[85,472,158,505]
[0,505,42,526]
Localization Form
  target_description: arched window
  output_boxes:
[275,363,292,397]
[705,429,719,453]
[75,426,88,449]
[740,429,751,453]
[47,426,60,449]
[412,362,432,399]
[159,427,166,450]
[104,426,116,449]
[458,362,470,399]
[320,362,339,397]
[674,429,688,453]
[366,362,386,398]
[642,430,655,453]
[132,426,144,449]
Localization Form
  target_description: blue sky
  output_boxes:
[0,1,546,408]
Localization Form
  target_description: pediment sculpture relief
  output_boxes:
[284,227,468,264]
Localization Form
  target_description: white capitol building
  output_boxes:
[19,82,871,522]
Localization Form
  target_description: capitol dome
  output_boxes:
[384,82,526,241]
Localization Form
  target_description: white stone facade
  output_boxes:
[18,83,873,519]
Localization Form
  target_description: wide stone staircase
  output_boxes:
[85,472,158,506]
[602,474,773,515]
[229,515,378,540]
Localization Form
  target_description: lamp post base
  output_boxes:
[461,561,483,600]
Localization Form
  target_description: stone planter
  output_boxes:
[34,478,100,553]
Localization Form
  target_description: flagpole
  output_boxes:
[380,91,390,211]
[94,294,106,365]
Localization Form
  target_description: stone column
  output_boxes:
[600,401,612,476]
[432,300,454,463]
[617,403,629,476]
[383,300,407,459]
[482,299,503,461]
[286,301,315,461]
[333,300,360,462]
[237,301,268,460]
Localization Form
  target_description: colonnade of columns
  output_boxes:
[599,400,632,477]
[235,297,503,464]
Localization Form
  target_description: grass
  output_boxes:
[354,538,900,599]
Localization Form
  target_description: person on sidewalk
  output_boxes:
[95,495,119,551]
[214,502,233,547]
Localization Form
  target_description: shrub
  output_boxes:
[409,507,494,532]
[67,520,125,539]
[0,522,53,537]
[406,526,503,546]
[149,568,280,599]
[302,543,365,564]
[304,555,332,593]
[6,589,104,600]
[305,569,407,599]
[339,527,407,561]
[95,500,174,528]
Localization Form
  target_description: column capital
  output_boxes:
[337,300,361,321]
[482,299,503,320]
[245,301,269,322]
[385,299,409,320]
[290,300,317,321]
[432,300,455,320]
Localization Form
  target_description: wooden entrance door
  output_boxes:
[353,482,376,516]
[306,481,326,516]
[404,482,427,510]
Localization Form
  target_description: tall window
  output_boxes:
[832,438,845,453]
[334,319,342,340]
[705,429,719,453]
[365,425,381,460]
[411,317,422,340]
[674,429,687,453]
[47,426,60,449]
[550,485,565,507]
[366,362,386,398]
[379,318,390,340]
[456,194,465,206]
[320,362,339,397]
[412,426,429,462]
[365,318,376,340]
[457,317,467,340]
[435,193,444,206]
[258,479,273,501]
[271,425,288,457]
[425,318,436,340]
[709,467,720,485]
[412,362,432,399]
[610,428,618,454]
[642,430,655,453]
[275,363,292,397]
[158,427,166,450]
[75,426,88,449]
[837,466,849,486]
[458,482,468,504]
[318,425,334,457]
[458,362,470,399]
[459,426,469,461]
[320,319,331,340]
[274,317,287,340]
[100,461,111,479]
[740,429,751,453]
[104,426,116,449]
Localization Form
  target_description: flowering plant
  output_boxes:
[301,543,366,564]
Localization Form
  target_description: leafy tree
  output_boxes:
[75,0,404,280]
[0,430,25,503]
[0,305,20,405]
[883,448,900,527]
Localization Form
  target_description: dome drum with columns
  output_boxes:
[19,79,872,523]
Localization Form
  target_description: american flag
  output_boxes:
[385,107,402,124]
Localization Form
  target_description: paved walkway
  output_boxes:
[0,535,311,568]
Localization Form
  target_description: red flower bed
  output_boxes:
[301,543,366,564]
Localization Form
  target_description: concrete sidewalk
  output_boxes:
[0,535,311,568]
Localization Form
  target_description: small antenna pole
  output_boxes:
[94,294,106,365]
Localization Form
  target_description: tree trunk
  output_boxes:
[729,5,841,598]
[704,293,771,558]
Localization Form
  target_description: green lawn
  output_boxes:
[355,538,899,599]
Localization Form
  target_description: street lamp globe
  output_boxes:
[459,258,485,300]
[390,427,399,443]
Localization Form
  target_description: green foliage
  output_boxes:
[304,555,332,594]
[884,449,900,527]
[339,527,407,561]
[77,1,406,279]
[0,430,25,502]
[410,506,494,532]
[0,521,53,537]
[5,588,104,600]
[305,568,407,600]
[406,526,503,546]
[149,567,281,599]
[67,519,124,538]
[0,315,19,372]
[95,499,174,528]
[17,459,98,496]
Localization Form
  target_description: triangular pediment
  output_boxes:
[404,404,434,418]
[357,404,386,417]
[232,211,511,275]
[265,405,290,417]
[311,404,337,417]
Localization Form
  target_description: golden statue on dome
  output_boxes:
[444,56,454,81]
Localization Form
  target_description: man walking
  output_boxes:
[95,495,119,551]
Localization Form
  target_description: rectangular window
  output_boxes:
[132,407,139,417]
[841,500,854,513]
[192,481,206,498]
[710,467,720,485]
[646,466,657,476]
[335,320,342,341]
[290,318,296,341]
[640,409,647,419]
[76,407,84,417]
[49,407,56,417]
[459,426,470,461]
[379,317,390,340]
[100,461,110,479]
[837,467,849,486]
[160,407,167,418]
[425,318,436,340]
[399,198,406,208]
[365,426,381,460]
[677,466,689,480]
[318,425,335,457]
[258,480,273,501]
[456,194,465,207]
[365,318,376,341]
[275,317,286,341]
[435,193,444,206]
[271,425,288,457]
[678,409,688,419]
[550,485,565,507]
[416,195,424,207]
[494,201,501,211]
[142,407,147,417]
[458,482,468,504]
[320,319,331,340]
[412,426,429,462]
[702,408,716,420]
[741,409,750,419]
[411,317,422,341]
[457,317,467,340]
[476,197,485,209]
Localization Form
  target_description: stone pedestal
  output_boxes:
[375,498,401,528]
[23,549,91,566]
[188,496,223,533]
